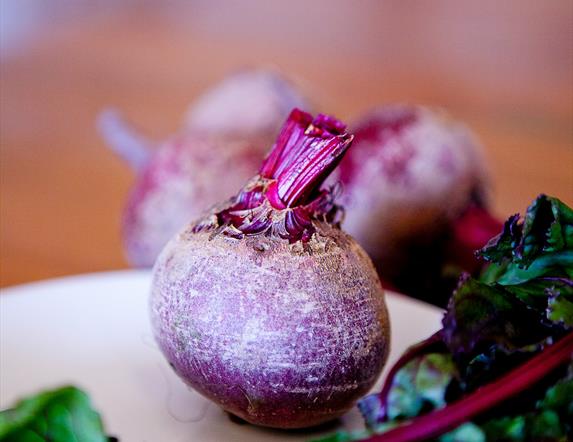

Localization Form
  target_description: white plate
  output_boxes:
[0,270,442,441]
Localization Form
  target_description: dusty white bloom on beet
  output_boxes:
[98,69,309,267]
[335,105,490,284]
[185,68,308,139]
[150,109,390,429]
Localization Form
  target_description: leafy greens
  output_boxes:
[0,386,112,442]
[313,194,573,442]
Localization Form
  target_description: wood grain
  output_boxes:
[1,7,572,287]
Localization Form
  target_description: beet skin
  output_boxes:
[151,223,389,428]
[150,109,390,429]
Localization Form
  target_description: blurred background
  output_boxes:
[1,0,572,287]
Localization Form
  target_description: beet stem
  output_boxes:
[260,108,353,208]
[97,109,153,171]
[361,331,573,442]
[194,109,353,241]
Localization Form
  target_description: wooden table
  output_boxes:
[1,6,572,287]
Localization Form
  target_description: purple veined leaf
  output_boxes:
[359,332,446,427]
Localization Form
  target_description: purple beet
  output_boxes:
[150,109,390,429]
[99,69,308,267]
[334,105,491,299]
[185,68,308,138]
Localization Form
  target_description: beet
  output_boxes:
[99,69,308,267]
[118,129,266,268]
[185,68,308,138]
[334,105,491,301]
[150,109,390,429]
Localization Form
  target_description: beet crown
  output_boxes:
[193,108,354,242]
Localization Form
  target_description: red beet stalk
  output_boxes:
[196,108,354,242]
[260,110,350,208]
[361,331,573,442]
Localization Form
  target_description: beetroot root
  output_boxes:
[334,105,490,299]
[99,69,309,268]
[122,133,262,267]
[151,225,389,428]
[150,109,390,429]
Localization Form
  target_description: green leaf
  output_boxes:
[478,369,573,441]
[386,353,457,420]
[480,410,568,442]
[518,195,572,263]
[537,373,573,420]
[480,415,526,441]
[308,429,373,442]
[478,195,573,322]
[547,292,573,327]
[438,422,486,442]
[498,277,571,307]
[530,410,564,440]
[0,386,109,442]
[479,194,573,269]
[442,276,552,361]
[308,431,356,442]
[479,214,521,265]
[490,251,573,286]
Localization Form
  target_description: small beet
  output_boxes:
[335,105,490,292]
[122,133,264,267]
[150,109,390,429]
[99,69,308,267]
[185,68,308,139]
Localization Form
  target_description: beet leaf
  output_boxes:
[0,386,112,442]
